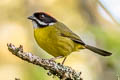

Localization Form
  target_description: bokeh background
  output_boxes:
[0,0,120,80]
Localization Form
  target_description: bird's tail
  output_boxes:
[85,45,112,56]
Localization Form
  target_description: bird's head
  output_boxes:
[28,12,57,28]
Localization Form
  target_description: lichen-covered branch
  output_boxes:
[7,43,82,80]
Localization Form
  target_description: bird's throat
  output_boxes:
[32,21,38,28]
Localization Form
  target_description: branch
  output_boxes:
[7,43,82,80]
[97,0,119,25]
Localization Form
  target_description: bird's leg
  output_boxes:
[62,57,67,65]
[49,56,63,61]
[49,56,67,65]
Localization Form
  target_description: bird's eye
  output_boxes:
[40,15,45,19]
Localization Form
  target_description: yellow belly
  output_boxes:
[34,26,75,57]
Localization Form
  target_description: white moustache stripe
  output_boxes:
[36,19,47,25]
[49,23,55,26]
[33,17,55,26]
[33,17,47,25]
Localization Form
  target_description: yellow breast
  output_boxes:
[34,26,75,57]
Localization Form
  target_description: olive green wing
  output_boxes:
[55,22,112,56]
[55,22,85,45]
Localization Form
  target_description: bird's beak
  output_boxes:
[28,16,34,20]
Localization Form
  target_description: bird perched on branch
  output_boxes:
[28,12,112,64]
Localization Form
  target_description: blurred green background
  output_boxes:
[0,0,120,80]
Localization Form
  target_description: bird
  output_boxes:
[28,12,112,64]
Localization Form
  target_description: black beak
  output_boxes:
[28,16,34,20]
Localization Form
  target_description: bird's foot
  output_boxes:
[62,57,67,65]
[49,56,63,61]
[49,56,67,65]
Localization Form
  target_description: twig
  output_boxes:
[97,0,119,25]
[7,43,82,80]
